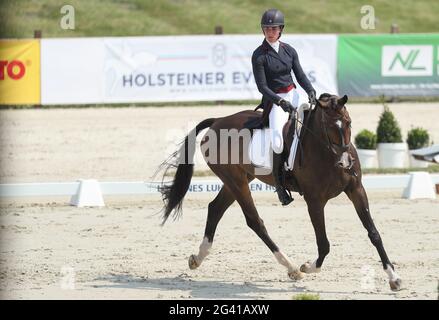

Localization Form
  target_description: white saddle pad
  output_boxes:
[248,123,302,171]
[248,128,273,169]
[248,103,309,171]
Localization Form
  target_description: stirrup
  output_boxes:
[282,188,294,206]
[275,186,294,206]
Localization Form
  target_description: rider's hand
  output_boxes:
[308,90,317,105]
[278,99,294,113]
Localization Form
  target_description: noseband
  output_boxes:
[320,109,350,156]
[295,102,356,173]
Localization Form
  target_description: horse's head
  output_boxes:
[316,93,354,170]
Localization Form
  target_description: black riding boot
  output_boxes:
[272,152,293,206]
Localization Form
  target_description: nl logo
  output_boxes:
[381,45,437,77]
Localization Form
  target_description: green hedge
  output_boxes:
[376,106,402,143]
[406,127,430,150]
[355,129,377,149]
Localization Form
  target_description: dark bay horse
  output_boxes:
[158,93,402,291]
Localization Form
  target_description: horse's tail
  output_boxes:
[158,118,216,225]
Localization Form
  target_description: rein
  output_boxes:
[295,104,337,156]
[295,102,352,170]
[320,108,350,155]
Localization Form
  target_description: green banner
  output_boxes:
[338,34,439,97]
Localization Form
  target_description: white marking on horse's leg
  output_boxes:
[384,264,399,280]
[197,237,212,263]
[385,264,402,291]
[300,259,321,274]
[274,251,304,280]
[189,237,212,269]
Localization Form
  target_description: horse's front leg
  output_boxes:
[300,197,330,274]
[345,182,402,291]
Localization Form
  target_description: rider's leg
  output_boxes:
[269,90,295,153]
[269,103,292,205]
[286,90,307,171]
[269,104,288,154]
[272,150,293,205]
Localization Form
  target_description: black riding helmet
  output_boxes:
[260,9,284,39]
[261,9,284,27]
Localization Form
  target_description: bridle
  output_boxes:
[295,101,349,156]
[320,106,350,155]
[294,100,356,173]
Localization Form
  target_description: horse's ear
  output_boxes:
[319,93,332,100]
[338,95,348,106]
[318,93,333,108]
[318,98,330,109]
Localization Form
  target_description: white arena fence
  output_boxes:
[0,173,438,206]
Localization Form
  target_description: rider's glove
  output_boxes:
[278,99,294,113]
[308,90,317,105]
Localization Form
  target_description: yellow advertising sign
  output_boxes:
[0,40,40,104]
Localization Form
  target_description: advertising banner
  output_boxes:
[41,38,105,105]
[0,40,40,104]
[283,34,338,99]
[338,34,439,97]
[41,34,337,104]
[103,34,337,103]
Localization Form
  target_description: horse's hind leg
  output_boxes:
[188,184,236,270]
[345,183,402,291]
[217,168,303,280]
[300,197,330,274]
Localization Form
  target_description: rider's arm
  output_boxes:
[291,48,315,95]
[252,53,283,105]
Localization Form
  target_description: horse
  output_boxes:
[157,93,402,291]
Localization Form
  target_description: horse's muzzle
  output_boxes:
[336,151,355,170]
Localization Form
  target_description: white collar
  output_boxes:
[268,40,280,53]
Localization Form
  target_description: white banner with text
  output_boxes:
[41,35,337,104]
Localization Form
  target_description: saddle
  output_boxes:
[244,105,298,160]
[243,102,270,130]
[245,108,304,195]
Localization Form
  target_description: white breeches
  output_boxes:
[269,89,301,154]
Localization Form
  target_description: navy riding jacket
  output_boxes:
[252,39,315,108]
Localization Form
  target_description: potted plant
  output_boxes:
[376,106,406,168]
[406,127,430,168]
[354,129,377,168]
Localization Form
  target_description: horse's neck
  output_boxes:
[304,108,332,160]
[307,108,323,140]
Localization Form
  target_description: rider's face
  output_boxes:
[263,26,281,43]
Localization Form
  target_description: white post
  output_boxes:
[70,179,105,207]
[402,172,436,200]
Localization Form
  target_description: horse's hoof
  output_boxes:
[288,269,304,281]
[300,261,321,274]
[300,262,311,273]
[389,278,402,291]
[188,254,199,270]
